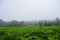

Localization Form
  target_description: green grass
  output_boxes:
[0,26,60,40]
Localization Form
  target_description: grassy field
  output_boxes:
[0,26,60,40]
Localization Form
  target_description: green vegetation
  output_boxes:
[0,17,60,40]
[0,26,60,40]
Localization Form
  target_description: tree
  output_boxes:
[7,20,19,26]
[55,17,60,25]
[43,20,48,26]
[39,20,44,27]
[0,19,5,27]
[19,21,25,26]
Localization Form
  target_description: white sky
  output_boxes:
[0,0,60,21]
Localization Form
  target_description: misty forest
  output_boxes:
[0,18,60,40]
[0,18,60,27]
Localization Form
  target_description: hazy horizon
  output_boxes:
[0,0,60,21]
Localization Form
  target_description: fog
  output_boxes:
[0,0,60,21]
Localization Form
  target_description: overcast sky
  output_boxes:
[0,0,60,21]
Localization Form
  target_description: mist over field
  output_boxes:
[0,0,60,21]
[0,0,60,40]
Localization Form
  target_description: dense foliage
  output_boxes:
[0,26,60,40]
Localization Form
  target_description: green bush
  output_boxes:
[0,26,60,40]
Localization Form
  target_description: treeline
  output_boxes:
[39,17,60,26]
[0,19,38,27]
[0,17,60,27]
